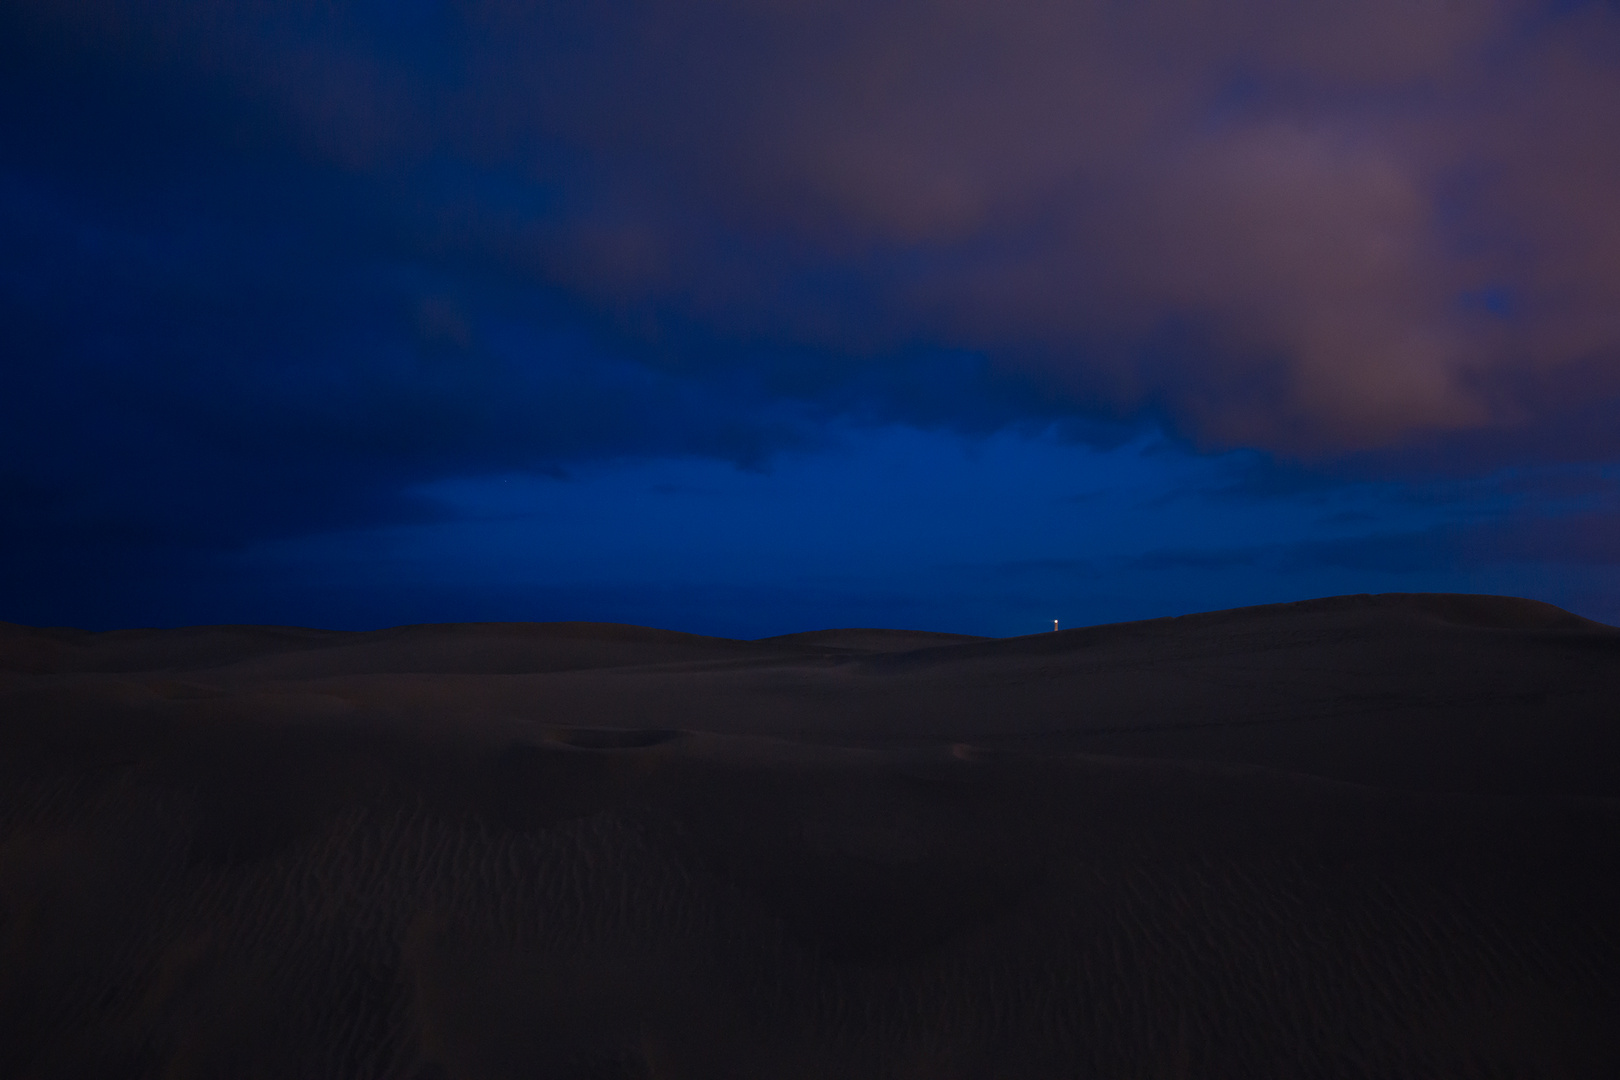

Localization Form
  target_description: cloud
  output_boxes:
[11,0,1620,460]
[6,0,1620,611]
[1297,509,1620,572]
[383,0,1620,454]
[1127,503,1620,578]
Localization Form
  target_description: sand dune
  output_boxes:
[2,593,1618,1076]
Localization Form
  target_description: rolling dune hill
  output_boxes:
[2,593,1618,1077]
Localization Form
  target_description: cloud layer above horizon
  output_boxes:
[4,0,1619,631]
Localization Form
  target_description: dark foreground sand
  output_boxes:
[3,593,1618,1077]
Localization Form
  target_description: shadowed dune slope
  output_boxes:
[755,628,992,653]
[0,620,799,677]
[5,592,1617,796]
[3,593,1619,1077]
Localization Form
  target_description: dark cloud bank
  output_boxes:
[3,0,1619,630]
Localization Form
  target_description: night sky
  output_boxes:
[4,0,1619,637]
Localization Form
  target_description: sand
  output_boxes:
[2,592,1618,1076]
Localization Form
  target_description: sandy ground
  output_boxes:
[2,592,1618,1076]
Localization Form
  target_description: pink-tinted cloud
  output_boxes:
[22,0,1620,456]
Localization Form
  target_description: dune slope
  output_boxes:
[2,593,1618,1077]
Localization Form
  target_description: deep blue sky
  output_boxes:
[3,0,1619,636]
